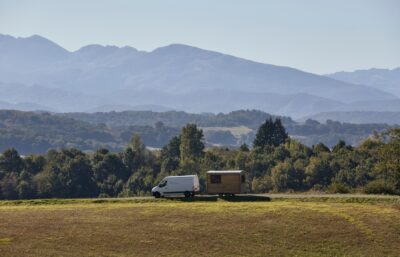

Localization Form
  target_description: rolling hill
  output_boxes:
[0,109,392,154]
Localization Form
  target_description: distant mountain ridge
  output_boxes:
[300,111,400,125]
[85,104,174,113]
[326,67,400,97]
[0,34,398,117]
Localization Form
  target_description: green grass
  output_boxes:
[0,196,399,256]
[201,126,253,139]
[1,194,398,206]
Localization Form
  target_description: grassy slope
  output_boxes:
[0,197,399,257]
[201,126,253,138]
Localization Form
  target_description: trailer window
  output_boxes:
[210,175,221,184]
[241,175,246,183]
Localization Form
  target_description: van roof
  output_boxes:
[166,175,198,178]
[206,170,244,174]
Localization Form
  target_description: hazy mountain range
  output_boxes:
[0,34,399,119]
[326,68,400,97]
[300,111,400,125]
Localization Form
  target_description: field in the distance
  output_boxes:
[201,126,253,138]
[0,195,399,257]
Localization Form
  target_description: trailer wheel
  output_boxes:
[184,191,191,198]
[154,192,161,198]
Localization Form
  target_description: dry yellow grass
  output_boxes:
[0,199,399,256]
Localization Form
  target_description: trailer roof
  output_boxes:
[206,170,244,174]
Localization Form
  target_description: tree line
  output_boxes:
[0,118,399,199]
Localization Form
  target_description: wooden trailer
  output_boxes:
[206,170,246,196]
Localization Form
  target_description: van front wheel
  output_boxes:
[184,191,191,198]
[154,192,161,198]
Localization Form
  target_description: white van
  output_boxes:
[152,175,200,198]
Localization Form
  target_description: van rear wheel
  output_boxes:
[184,191,191,198]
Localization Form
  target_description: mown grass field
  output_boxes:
[201,126,253,139]
[0,195,399,257]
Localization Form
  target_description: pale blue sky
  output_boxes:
[0,0,399,74]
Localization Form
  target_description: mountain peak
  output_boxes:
[26,34,48,41]
[0,34,68,67]
[151,43,214,56]
[157,43,199,50]
[76,44,137,53]
[23,34,67,51]
[77,44,117,52]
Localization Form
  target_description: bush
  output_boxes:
[252,176,273,193]
[311,184,325,192]
[327,182,350,194]
[363,180,396,195]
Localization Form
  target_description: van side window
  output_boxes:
[241,175,245,183]
[159,180,167,187]
[210,175,221,184]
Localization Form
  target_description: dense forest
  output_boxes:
[62,110,294,128]
[0,110,394,154]
[0,118,399,200]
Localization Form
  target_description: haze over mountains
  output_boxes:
[0,34,399,119]
[327,68,400,97]
[301,111,400,125]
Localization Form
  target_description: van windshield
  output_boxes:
[159,180,167,188]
